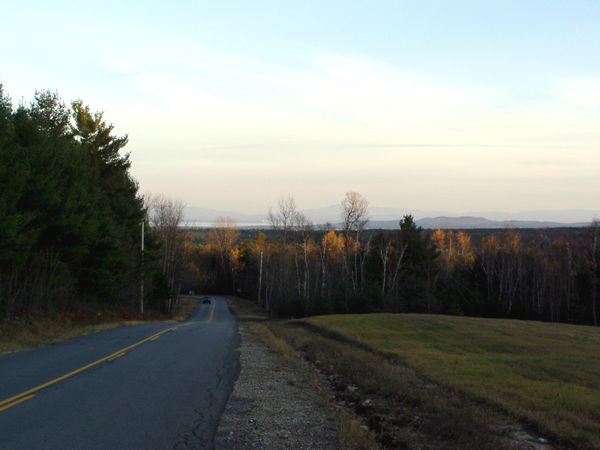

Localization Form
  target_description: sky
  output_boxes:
[2,1,600,217]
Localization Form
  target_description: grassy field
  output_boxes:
[300,313,600,448]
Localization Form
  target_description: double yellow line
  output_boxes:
[0,300,216,412]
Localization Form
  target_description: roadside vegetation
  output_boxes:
[0,84,191,335]
[0,297,201,355]
[264,313,600,448]
[225,296,379,449]
[188,193,600,328]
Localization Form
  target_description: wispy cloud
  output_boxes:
[101,34,486,133]
[93,28,600,214]
[286,54,483,117]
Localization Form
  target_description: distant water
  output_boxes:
[182,221,271,228]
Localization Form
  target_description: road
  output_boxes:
[0,296,240,449]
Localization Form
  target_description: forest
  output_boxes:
[0,86,179,320]
[1,85,598,328]
[185,194,600,326]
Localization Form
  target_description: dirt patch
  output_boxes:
[219,297,378,448]
[318,367,550,449]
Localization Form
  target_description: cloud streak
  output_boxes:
[6,3,598,214]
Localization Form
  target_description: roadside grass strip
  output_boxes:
[304,313,600,448]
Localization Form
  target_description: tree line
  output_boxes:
[0,86,186,320]
[3,84,597,327]
[187,192,600,326]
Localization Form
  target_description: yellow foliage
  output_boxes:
[322,230,344,259]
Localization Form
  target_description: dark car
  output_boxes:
[202,297,211,304]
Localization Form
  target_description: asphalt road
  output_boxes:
[0,296,240,449]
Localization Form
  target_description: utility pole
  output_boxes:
[140,221,145,317]
[258,251,263,307]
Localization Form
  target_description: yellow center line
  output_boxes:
[0,394,36,412]
[206,300,216,323]
[0,300,216,412]
[108,351,126,361]
[0,324,185,409]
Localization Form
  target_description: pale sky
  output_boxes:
[2,1,600,215]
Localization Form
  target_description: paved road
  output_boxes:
[0,296,240,449]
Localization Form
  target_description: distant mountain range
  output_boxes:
[184,205,598,229]
[375,217,590,230]
[184,206,268,224]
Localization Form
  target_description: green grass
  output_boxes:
[305,314,600,448]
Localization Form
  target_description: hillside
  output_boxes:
[395,216,587,229]
[270,314,600,448]
[184,205,595,229]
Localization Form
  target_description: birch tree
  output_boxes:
[147,194,186,312]
[340,191,369,294]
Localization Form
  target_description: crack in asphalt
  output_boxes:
[173,322,241,449]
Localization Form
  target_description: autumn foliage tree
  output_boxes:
[204,217,242,292]
[181,191,599,326]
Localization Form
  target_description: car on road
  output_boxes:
[202,297,211,304]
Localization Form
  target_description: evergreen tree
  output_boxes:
[0,86,146,317]
[398,215,440,312]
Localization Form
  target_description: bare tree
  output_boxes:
[340,191,369,294]
[585,220,600,326]
[255,232,269,310]
[294,212,313,300]
[341,191,369,238]
[377,234,392,298]
[146,193,186,313]
[268,195,299,244]
[387,242,408,304]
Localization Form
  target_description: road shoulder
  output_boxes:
[215,322,339,448]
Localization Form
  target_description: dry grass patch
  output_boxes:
[0,297,202,355]
[169,296,202,322]
[0,315,146,355]
[224,295,270,319]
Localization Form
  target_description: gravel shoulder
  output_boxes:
[215,323,340,449]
